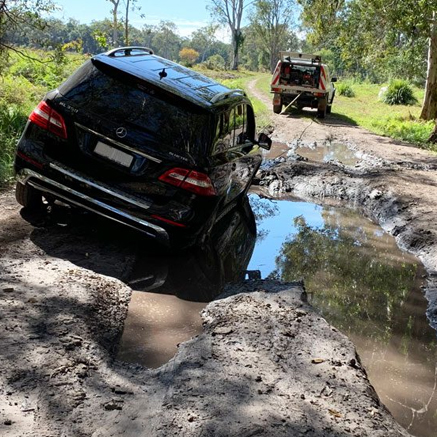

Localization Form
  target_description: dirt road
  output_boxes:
[2,78,437,436]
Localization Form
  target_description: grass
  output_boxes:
[196,67,272,131]
[333,80,435,149]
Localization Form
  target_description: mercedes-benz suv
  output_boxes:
[14,47,271,247]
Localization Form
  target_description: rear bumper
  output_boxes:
[17,167,170,245]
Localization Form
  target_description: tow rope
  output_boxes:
[280,92,303,115]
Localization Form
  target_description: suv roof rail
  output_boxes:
[106,46,154,57]
[210,89,246,103]
[279,51,322,64]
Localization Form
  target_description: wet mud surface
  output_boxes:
[1,78,437,435]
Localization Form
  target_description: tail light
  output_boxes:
[159,167,216,196]
[29,101,67,139]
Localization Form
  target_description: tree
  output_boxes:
[250,0,296,72]
[151,21,181,61]
[209,0,248,70]
[298,0,437,132]
[123,0,143,46]
[106,0,122,47]
[0,0,57,55]
[190,24,220,62]
[179,47,199,66]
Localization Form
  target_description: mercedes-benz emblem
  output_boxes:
[115,127,127,138]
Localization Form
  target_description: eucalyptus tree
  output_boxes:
[209,0,249,70]
[299,0,437,133]
[0,0,56,55]
[151,21,182,61]
[106,0,122,46]
[250,0,296,72]
[190,24,220,62]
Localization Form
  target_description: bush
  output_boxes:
[381,79,418,105]
[0,103,28,185]
[336,83,355,97]
[203,54,225,71]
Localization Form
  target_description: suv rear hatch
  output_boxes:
[30,58,222,232]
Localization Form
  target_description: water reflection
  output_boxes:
[117,198,256,367]
[249,194,437,437]
[295,142,359,166]
[262,141,360,167]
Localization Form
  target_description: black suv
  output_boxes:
[14,47,271,246]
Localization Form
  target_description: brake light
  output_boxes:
[29,101,67,139]
[159,168,216,196]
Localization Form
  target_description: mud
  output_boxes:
[1,78,437,436]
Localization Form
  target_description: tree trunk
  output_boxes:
[428,122,437,143]
[112,9,118,46]
[231,30,239,70]
[125,0,130,46]
[420,12,437,121]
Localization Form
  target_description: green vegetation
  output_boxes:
[0,50,87,186]
[198,68,272,131]
[334,81,434,148]
[336,83,355,98]
[381,79,418,106]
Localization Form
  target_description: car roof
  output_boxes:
[92,48,245,110]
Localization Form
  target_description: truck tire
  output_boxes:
[317,97,327,118]
[15,181,43,210]
[273,104,282,114]
[327,93,335,114]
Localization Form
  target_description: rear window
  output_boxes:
[281,63,321,87]
[58,60,213,152]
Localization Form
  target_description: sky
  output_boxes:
[51,0,217,37]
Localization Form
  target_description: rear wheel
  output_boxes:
[317,97,327,118]
[273,104,282,114]
[15,182,43,210]
[326,104,332,114]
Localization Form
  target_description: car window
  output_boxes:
[58,60,213,153]
[214,104,252,155]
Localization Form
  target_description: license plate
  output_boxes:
[94,141,133,167]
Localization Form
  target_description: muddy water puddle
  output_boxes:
[263,141,360,166]
[249,194,436,437]
[117,194,436,437]
[117,202,256,368]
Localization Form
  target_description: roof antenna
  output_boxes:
[159,68,167,80]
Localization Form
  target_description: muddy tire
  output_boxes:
[273,104,282,114]
[327,104,332,114]
[15,182,43,210]
[317,98,327,119]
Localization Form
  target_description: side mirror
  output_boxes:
[257,133,272,150]
[331,77,337,83]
